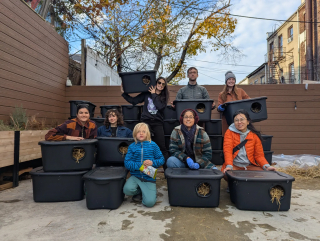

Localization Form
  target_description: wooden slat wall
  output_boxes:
[66,84,320,155]
[0,0,68,124]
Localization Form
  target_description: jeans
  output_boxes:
[166,156,187,168]
[123,176,157,207]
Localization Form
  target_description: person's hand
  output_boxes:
[148,86,156,94]
[170,101,175,109]
[186,158,199,170]
[144,160,153,167]
[223,167,232,173]
[120,83,124,93]
[267,166,276,171]
[211,102,216,110]
[66,136,84,141]
[217,105,225,112]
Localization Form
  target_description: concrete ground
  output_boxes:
[0,174,320,241]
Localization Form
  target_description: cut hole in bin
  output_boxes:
[142,75,151,85]
[118,142,129,157]
[196,103,206,113]
[251,102,262,113]
[270,185,285,210]
[72,147,85,163]
[196,182,212,197]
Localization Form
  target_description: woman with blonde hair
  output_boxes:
[123,123,164,207]
[217,71,250,135]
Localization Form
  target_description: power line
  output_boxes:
[188,59,261,68]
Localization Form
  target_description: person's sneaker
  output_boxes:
[132,193,142,202]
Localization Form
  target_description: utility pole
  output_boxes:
[81,39,86,86]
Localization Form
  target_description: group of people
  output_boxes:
[45,67,275,208]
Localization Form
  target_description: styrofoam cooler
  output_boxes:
[83,166,128,210]
[209,135,223,150]
[223,97,268,125]
[96,137,134,166]
[205,119,222,135]
[91,118,104,128]
[39,140,97,172]
[165,168,223,207]
[226,170,295,211]
[264,151,274,165]
[30,167,87,202]
[69,100,96,118]
[119,70,157,93]
[100,105,121,118]
[262,135,273,151]
[124,120,140,131]
[164,120,180,135]
[164,105,177,120]
[173,99,214,121]
[122,105,141,120]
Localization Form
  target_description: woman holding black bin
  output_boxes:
[121,77,170,167]
[218,71,250,135]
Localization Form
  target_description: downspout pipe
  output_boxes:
[306,0,314,80]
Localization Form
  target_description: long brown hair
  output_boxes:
[220,84,239,103]
[233,109,262,141]
[104,109,124,128]
[156,77,170,104]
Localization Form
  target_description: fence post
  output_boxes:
[13,131,20,187]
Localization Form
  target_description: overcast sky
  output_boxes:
[182,0,302,85]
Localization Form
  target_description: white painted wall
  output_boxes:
[86,48,121,86]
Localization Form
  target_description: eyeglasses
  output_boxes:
[157,81,166,86]
[183,116,194,119]
[188,71,197,74]
[234,118,247,123]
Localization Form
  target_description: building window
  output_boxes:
[278,35,283,56]
[303,13,306,31]
[254,79,258,84]
[260,76,265,84]
[289,63,294,83]
[288,26,293,43]
[269,42,274,61]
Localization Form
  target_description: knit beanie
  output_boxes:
[179,109,199,125]
[225,71,236,84]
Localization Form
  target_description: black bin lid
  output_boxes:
[223,96,267,107]
[100,105,121,108]
[118,70,156,77]
[97,137,134,142]
[226,171,295,182]
[38,139,97,146]
[69,100,96,107]
[165,168,223,179]
[262,134,273,138]
[173,99,214,103]
[30,166,88,176]
[83,166,128,181]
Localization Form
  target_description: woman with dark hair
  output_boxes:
[45,104,97,141]
[217,71,250,135]
[97,109,133,138]
[222,109,275,175]
[121,77,170,166]
[167,109,214,169]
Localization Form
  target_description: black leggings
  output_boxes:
[143,119,169,169]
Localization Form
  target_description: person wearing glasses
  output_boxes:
[121,77,170,168]
[217,71,250,135]
[97,109,133,138]
[222,109,275,177]
[45,104,97,141]
[166,109,215,169]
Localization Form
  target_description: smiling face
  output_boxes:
[183,111,195,128]
[226,77,236,88]
[156,78,166,92]
[234,113,250,133]
[77,108,90,123]
[108,112,118,125]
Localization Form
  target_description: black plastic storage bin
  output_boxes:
[124,120,140,131]
[226,170,295,211]
[119,70,157,93]
[39,139,97,172]
[83,166,128,210]
[223,97,268,125]
[173,99,214,121]
[164,120,180,135]
[91,118,104,128]
[165,135,171,150]
[211,150,224,165]
[205,119,222,135]
[165,168,223,207]
[96,137,134,166]
[209,135,223,150]
[122,105,141,120]
[164,105,177,120]
[30,167,87,202]
[69,100,96,118]
[100,105,121,118]
[262,135,273,151]
[264,151,274,165]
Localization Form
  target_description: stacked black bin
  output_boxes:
[163,105,179,151]
[205,119,224,165]
[69,100,96,119]
[30,140,98,202]
[122,104,141,131]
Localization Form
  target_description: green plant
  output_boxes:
[9,106,28,130]
[0,120,14,131]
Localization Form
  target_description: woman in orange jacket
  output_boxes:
[217,71,250,135]
[222,109,276,175]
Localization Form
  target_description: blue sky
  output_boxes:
[68,0,302,85]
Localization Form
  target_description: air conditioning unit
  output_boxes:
[287,36,293,43]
